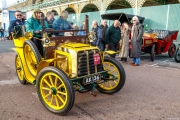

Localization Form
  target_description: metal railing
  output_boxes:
[7,0,26,7]
[8,0,82,11]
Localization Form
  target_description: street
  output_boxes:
[0,40,180,120]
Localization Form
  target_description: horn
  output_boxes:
[24,32,33,40]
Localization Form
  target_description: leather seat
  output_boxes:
[152,30,169,40]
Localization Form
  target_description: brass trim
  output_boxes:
[86,51,90,75]
[93,50,97,74]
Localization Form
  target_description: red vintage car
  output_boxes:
[101,13,179,61]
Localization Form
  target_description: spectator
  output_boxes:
[130,16,144,66]
[45,11,54,28]
[26,9,49,56]
[119,22,130,62]
[98,20,108,51]
[90,20,99,46]
[105,20,121,58]
[52,10,72,36]
[77,21,86,36]
[0,26,4,40]
[73,24,79,36]
[8,10,25,40]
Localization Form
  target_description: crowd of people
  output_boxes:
[8,9,143,66]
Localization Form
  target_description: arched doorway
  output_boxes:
[106,0,131,10]
[81,4,99,13]
[51,10,58,16]
[65,7,76,14]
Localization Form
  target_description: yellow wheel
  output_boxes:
[23,40,41,77]
[15,54,26,84]
[96,57,126,94]
[36,67,75,115]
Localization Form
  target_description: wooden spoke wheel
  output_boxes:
[23,40,41,77]
[174,47,180,63]
[36,67,75,115]
[151,44,156,61]
[96,57,126,94]
[168,43,176,58]
[15,54,26,84]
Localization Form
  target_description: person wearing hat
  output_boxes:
[52,10,72,36]
[26,9,49,56]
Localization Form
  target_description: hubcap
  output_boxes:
[51,87,57,95]
[98,62,120,90]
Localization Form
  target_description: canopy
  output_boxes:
[101,13,145,24]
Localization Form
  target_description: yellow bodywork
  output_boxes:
[13,33,117,83]
[13,35,36,83]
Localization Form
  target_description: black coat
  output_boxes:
[105,24,121,44]
[99,24,108,42]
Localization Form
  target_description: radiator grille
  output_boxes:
[77,50,103,76]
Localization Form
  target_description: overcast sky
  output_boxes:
[0,0,17,8]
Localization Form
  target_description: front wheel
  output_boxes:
[174,46,180,63]
[36,67,75,115]
[96,57,126,94]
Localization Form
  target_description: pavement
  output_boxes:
[0,40,180,120]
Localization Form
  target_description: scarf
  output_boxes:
[131,25,135,39]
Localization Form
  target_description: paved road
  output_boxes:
[0,40,14,53]
[0,41,180,120]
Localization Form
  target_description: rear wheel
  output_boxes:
[23,40,41,77]
[174,47,180,63]
[36,67,75,115]
[151,44,155,61]
[168,43,176,57]
[15,54,26,84]
[96,57,126,94]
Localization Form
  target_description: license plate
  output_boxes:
[84,74,101,84]
[93,53,100,65]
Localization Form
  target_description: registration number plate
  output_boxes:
[93,53,100,65]
[84,74,101,84]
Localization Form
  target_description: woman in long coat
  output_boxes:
[119,23,130,62]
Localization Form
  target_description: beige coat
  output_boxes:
[119,29,129,58]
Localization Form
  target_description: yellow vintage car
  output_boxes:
[13,15,126,115]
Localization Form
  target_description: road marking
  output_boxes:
[10,48,16,51]
[0,79,19,86]
[143,63,159,67]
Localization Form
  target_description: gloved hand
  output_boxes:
[105,44,108,51]
[34,30,41,34]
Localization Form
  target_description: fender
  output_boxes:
[102,50,117,61]
[104,50,117,55]
[37,58,66,75]
[163,42,172,53]
[13,48,35,84]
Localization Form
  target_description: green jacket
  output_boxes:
[26,16,49,38]
[105,24,121,44]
